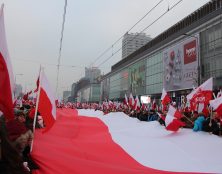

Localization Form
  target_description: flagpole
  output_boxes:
[30,66,42,152]
[209,106,213,127]
[182,114,193,124]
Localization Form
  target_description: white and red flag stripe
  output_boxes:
[129,93,135,108]
[187,77,213,112]
[151,98,157,110]
[32,109,222,174]
[217,89,222,98]
[165,105,185,131]
[187,77,213,102]
[0,5,14,121]
[133,95,140,111]
[123,93,128,105]
[161,88,171,106]
[210,96,222,116]
[37,70,56,132]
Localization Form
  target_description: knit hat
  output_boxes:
[6,120,27,141]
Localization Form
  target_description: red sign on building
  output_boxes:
[184,40,197,64]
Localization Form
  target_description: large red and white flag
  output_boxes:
[161,88,171,106]
[210,96,222,116]
[187,77,213,112]
[37,70,56,132]
[0,5,14,121]
[165,105,185,131]
[32,109,222,174]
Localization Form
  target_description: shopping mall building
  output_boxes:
[101,0,222,105]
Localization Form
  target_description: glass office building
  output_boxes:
[101,1,222,101]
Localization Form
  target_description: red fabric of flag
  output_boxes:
[37,71,56,132]
[0,5,14,121]
[165,105,185,131]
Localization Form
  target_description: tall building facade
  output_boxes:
[122,32,152,59]
[85,67,101,83]
[73,67,102,103]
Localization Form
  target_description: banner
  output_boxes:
[163,36,198,91]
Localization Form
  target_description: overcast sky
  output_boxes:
[1,0,210,98]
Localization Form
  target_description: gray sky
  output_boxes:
[1,0,210,98]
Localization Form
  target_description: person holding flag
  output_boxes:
[33,67,57,133]
[161,88,171,112]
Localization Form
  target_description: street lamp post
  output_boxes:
[183,33,201,86]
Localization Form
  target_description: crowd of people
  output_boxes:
[1,99,222,173]
[0,102,44,174]
[76,101,222,136]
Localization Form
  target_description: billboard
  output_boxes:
[120,69,129,91]
[163,37,198,91]
[129,59,146,95]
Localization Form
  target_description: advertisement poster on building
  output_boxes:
[120,69,128,90]
[129,59,146,94]
[163,36,198,91]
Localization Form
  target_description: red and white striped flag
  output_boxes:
[133,95,140,111]
[187,77,213,113]
[0,5,14,121]
[210,96,222,116]
[165,105,185,131]
[217,89,222,98]
[151,98,157,110]
[32,109,222,174]
[123,94,128,105]
[129,93,135,108]
[161,88,171,106]
[36,70,56,132]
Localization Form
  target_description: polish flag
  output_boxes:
[108,100,113,108]
[210,96,222,116]
[32,109,222,174]
[187,77,213,112]
[141,103,146,111]
[37,70,56,132]
[129,93,135,108]
[133,95,140,111]
[217,89,222,98]
[123,94,128,105]
[157,112,166,121]
[0,5,14,121]
[165,105,185,131]
[161,88,171,106]
[151,98,157,110]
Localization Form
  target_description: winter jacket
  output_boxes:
[193,116,205,132]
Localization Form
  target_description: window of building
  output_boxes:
[146,52,163,95]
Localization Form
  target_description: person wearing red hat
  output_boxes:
[0,119,30,174]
